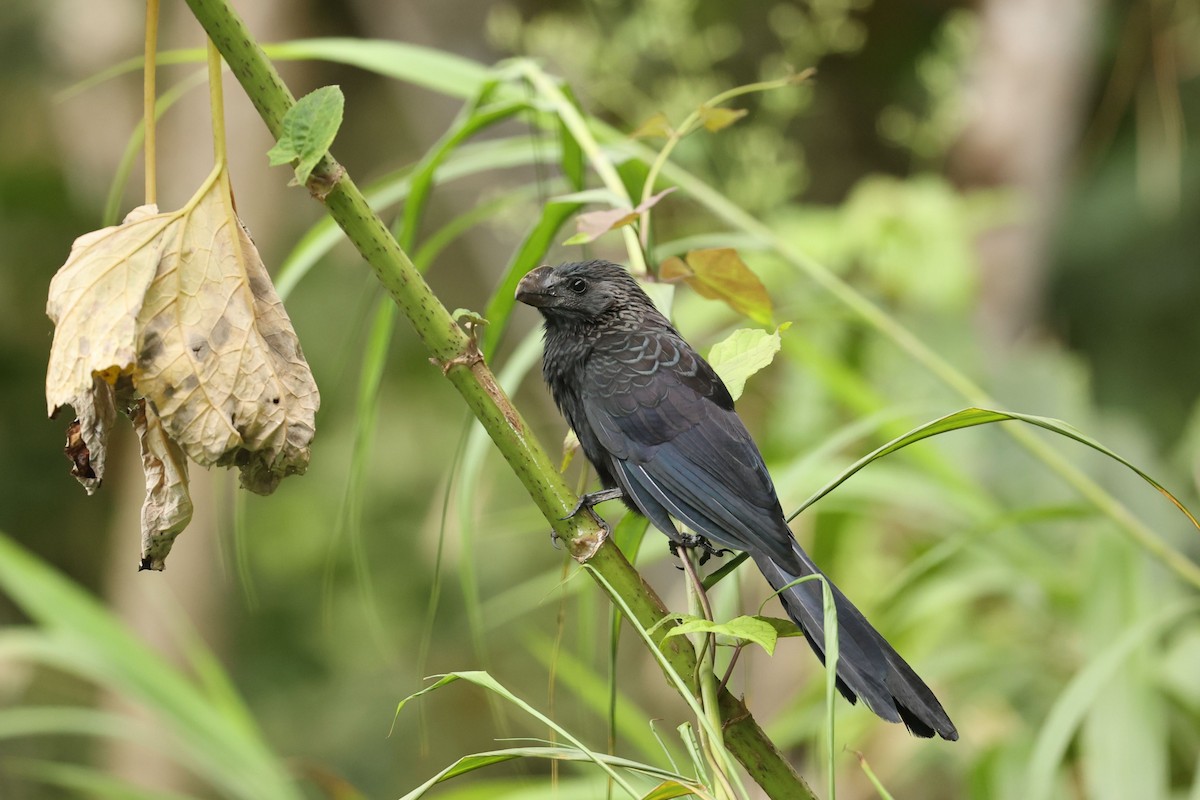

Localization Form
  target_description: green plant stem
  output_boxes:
[206,39,226,166]
[681,551,739,800]
[143,0,159,205]
[181,1,813,796]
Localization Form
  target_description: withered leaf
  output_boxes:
[658,256,691,283]
[564,188,677,246]
[61,377,118,494]
[46,168,319,568]
[659,248,773,326]
[130,399,192,571]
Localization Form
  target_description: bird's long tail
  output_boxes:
[751,544,958,740]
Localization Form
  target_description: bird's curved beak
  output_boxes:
[515,265,556,308]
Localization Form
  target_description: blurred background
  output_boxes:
[2,0,1199,798]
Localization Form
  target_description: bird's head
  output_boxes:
[515,260,653,327]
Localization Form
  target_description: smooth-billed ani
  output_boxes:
[516,259,957,740]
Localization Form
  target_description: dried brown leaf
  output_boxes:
[133,174,318,494]
[671,248,774,326]
[572,208,641,242]
[566,188,677,245]
[45,169,319,567]
[658,256,692,282]
[61,377,118,494]
[130,399,192,571]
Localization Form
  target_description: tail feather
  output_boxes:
[753,545,958,741]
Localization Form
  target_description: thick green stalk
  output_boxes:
[181,1,813,796]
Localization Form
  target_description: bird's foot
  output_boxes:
[563,487,625,520]
[669,533,732,567]
[551,487,624,548]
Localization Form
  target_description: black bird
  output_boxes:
[516,259,957,740]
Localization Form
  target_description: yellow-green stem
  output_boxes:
[206,39,227,166]
[143,0,159,204]
[681,551,740,800]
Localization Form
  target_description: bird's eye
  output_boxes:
[568,278,588,294]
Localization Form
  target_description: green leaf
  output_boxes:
[697,106,748,133]
[663,614,780,656]
[661,248,773,325]
[630,112,674,140]
[640,781,702,800]
[0,532,299,800]
[757,616,805,639]
[706,324,790,401]
[392,671,641,797]
[267,85,345,185]
[394,745,699,800]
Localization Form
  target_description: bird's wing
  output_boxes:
[582,328,796,564]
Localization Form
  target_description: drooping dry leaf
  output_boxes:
[133,174,318,494]
[61,377,118,494]
[564,188,677,246]
[129,398,192,571]
[46,205,168,424]
[658,256,691,282]
[45,169,319,568]
[659,248,773,326]
[564,208,640,246]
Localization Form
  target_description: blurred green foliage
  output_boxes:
[2,1,1200,799]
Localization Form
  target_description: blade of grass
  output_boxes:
[853,751,897,800]
[481,199,581,359]
[5,759,197,800]
[0,534,299,800]
[397,77,528,251]
[587,569,752,800]
[323,296,394,653]
[787,408,1200,570]
[394,673,642,797]
[524,631,675,762]
[1025,600,1199,800]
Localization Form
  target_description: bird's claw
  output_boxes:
[563,487,624,520]
[669,534,732,567]
[549,488,622,549]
